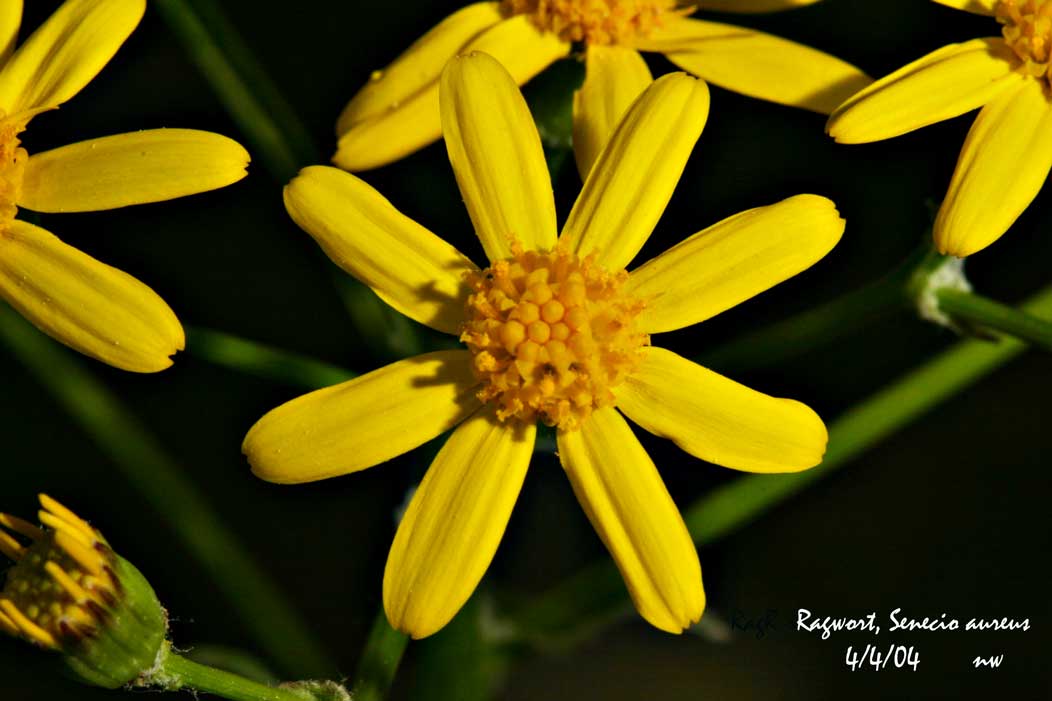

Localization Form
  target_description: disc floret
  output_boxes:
[500,0,677,45]
[997,0,1052,83]
[462,243,648,431]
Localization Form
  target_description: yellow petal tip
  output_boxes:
[776,400,828,473]
[636,578,706,634]
[782,194,847,254]
[241,417,293,485]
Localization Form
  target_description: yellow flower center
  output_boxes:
[0,112,28,230]
[0,500,118,649]
[500,0,677,45]
[461,244,648,431]
[997,0,1052,81]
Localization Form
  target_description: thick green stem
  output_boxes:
[157,650,312,701]
[0,306,335,677]
[508,284,1052,644]
[187,327,356,388]
[351,612,409,701]
[937,288,1052,351]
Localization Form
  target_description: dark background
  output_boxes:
[1,1,1048,699]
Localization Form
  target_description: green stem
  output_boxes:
[937,288,1052,351]
[157,649,311,701]
[509,284,1052,644]
[187,327,356,388]
[0,306,335,678]
[152,0,317,181]
[351,612,409,701]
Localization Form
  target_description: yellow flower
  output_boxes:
[246,52,843,639]
[827,0,1052,257]
[334,0,871,175]
[0,0,250,372]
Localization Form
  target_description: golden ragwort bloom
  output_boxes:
[245,52,844,638]
[827,0,1052,257]
[334,0,871,174]
[0,0,250,372]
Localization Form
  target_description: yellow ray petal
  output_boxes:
[0,609,19,637]
[934,79,1052,257]
[827,38,1022,144]
[573,45,652,180]
[0,219,183,372]
[54,531,103,576]
[19,129,249,213]
[284,165,476,334]
[45,562,92,605]
[244,351,481,484]
[441,51,558,262]
[617,347,827,472]
[0,0,145,114]
[38,511,95,551]
[560,73,709,271]
[332,83,442,172]
[0,599,57,648]
[0,0,21,63]
[0,530,24,561]
[696,0,822,11]
[930,0,997,15]
[557,407,704,633]
[336,2,503,135]
[0,513,43,541]
[331,4,502,172]
[627,194,844,333]
[334,16,568,172]
[38,494,97,542]
[633,17,871,114]
[463,14,569,85]
[384,408,534,639]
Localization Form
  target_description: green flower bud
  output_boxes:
[0,494,168,688]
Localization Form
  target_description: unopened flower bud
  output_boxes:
[0,494,167,688]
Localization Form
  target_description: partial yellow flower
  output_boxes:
[333,0,871,176]
[0,494,167,688]
[247,52,843,639]
[0,0,250,372]
[827,0,1052,257]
